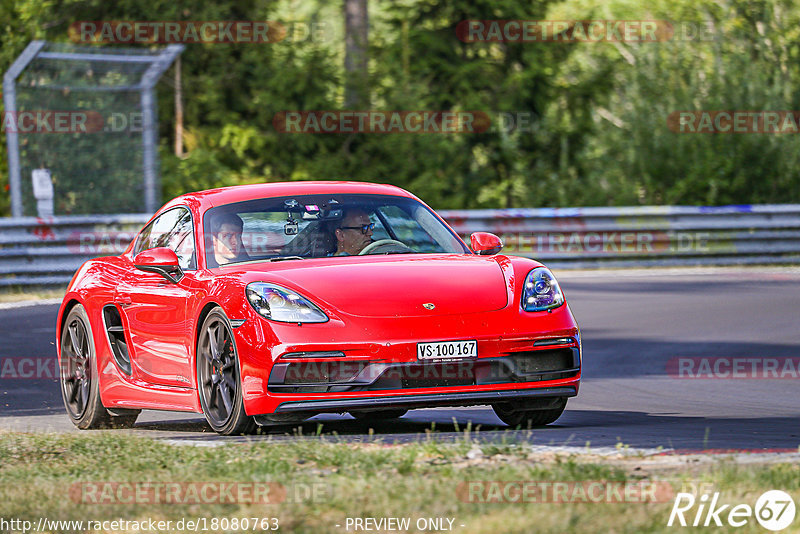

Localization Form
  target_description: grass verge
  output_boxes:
[1,431,799,533]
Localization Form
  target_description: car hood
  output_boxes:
[255,254,509,317]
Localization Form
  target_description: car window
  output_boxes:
[376,205,439,251]
[134,207,196,270]
[367,212,391,241]
[239,212,300,255]
[203,194,469,264]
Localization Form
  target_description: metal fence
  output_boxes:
[1,204,799,287]
[3,41,183,218]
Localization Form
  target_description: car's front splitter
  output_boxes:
[268,384,577,414]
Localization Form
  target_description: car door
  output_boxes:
[117,207,197,388]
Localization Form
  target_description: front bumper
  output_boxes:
[268,347,580,393]
[234,300,581,416]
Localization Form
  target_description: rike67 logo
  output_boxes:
[668,490,796,531]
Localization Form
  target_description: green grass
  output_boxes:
[1,431,798,533]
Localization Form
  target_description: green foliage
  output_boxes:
[555,0,800,205]
[1,0,800,215]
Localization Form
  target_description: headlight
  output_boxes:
[521,267,564,312]
[246,282,328,323]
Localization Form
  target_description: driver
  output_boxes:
[333,208,374,255]
[211,213,250,265]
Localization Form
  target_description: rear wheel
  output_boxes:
[197,307,255,435]
[59,304,139,429]
[492,398,567,427]
[349,409,408,421]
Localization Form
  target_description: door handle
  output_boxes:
[116,294,132,306]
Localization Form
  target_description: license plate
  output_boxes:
[417,340,477,361]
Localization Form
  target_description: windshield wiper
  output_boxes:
[229,256,305,266]
[266,255,305,262]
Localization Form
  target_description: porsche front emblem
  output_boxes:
[423,303,435,310]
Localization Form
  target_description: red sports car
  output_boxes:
[56,182,581,435]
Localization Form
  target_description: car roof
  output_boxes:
[160,181,415,214]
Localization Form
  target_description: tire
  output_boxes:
[349,409,408,420]
[60,304,140,429]
[492,398,567,428]
[197,307,255,435]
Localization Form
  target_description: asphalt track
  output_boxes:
[2,267,799,451]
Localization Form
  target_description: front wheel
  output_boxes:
[492,398,567,427]
[197,307,255,435]
[59,304,139,429]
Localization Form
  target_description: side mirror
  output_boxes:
[134,247,183,283]
[470,232,503,255]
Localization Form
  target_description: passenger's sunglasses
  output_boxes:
[339,222,375,234]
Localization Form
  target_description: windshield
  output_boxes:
[202,193,469,266]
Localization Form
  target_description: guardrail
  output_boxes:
[1,204,799,287]
[441,204,800,269]
[0,214,149,287]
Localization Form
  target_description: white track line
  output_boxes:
[0,298,63,310]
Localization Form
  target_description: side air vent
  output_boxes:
[103,305,131,375]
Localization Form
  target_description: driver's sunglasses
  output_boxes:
[339,222,375,234]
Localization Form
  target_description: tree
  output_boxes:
[344,0,369,107]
